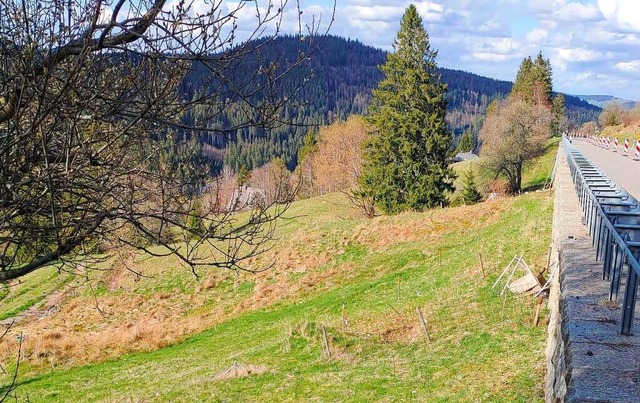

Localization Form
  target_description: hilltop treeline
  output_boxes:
[182,35,600,174]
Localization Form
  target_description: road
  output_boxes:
[573,139,640,201]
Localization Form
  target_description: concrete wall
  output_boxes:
[545,144,640,402]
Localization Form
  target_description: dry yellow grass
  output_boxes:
[600,122,640,140]
[0,191,547,383]
[0,186,554,401]
[2,219,347,372]
[352,199,507,249]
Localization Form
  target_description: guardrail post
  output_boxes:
[610,245,623,301]
[595,215,604,258]
[602,231,613,280]
[621,259,639,335]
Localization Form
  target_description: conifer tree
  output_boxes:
[511,56,534,99]
[511,53,553,106]
[186,200,204,239]
[480,52,555,194]
[237,165,251,187]
[533,52,554,105]
[357,5,455,214]
[460,169,483,205]
[456,131,475,153]
[295,132,319,199]
[551,94,566,136]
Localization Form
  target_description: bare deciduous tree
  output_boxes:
[308,115,375,216]
[629,102,640,123]
[480,99,551,194]
[0,0,333,281]
[579,121,598,136]
[599,102,628,127]
[311,115,368,195]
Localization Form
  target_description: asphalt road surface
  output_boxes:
[573,139,640,201]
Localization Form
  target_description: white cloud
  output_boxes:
[477,20,503,33]
[469,37,523,62]
[98,6,113,24]
[344,5,404,22]
[490,38,519,54]
[211,0,640,99]
[575,72,597,82]
[350,19,394,32]
[555,47,608,62]
[471,52,513,62]
[598,0,640,32]
[553,2,600,22]
[414,2,446,23]
[615,60,640,72]
[526,28,548,43]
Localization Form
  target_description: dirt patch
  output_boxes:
[211,362,270,381]
[379,320,422,344]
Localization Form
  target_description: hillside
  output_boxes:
[576,95,636,110]
[187,35,599,173]
[0,144,557,401]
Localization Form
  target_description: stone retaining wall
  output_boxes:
[545,143,640,402]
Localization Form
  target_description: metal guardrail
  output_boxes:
[563,137,640,335]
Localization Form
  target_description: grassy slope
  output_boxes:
[453,138,559,194]
[599,123,640,142]
[0,267,73,322]
[2,145,557,402]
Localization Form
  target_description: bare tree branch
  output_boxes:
[0,0,335,281]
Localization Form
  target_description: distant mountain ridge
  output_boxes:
[575,95,636,110]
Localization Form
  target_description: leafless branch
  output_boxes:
[0,0,335,281]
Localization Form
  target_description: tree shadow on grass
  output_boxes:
[522,183,547,193]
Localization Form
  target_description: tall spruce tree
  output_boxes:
[551,93,566,136]
[357,5,455,214]
[511,53,553,106]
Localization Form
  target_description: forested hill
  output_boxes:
[185,35,599,173]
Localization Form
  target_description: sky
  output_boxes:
[225,0,640,101]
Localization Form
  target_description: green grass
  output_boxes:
[0,266,72,321]
[522,139,560,190]
[3,191,553,401]
[453,137,559,194]
[1,146,558,401]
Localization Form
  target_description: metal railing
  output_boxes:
[564,137,640,335]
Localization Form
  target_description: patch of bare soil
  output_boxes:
[211,362,270,381]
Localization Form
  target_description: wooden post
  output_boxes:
[533,296,544,326]
[392,355,397,376]
[321,325,331,359]
[544,246,552,274]
[416,307,431,342]
[478,253,485,278]
[341,304,347,334]
[388,303,403,317]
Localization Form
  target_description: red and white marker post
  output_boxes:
[613,137,619,152]
[624,138,630,156]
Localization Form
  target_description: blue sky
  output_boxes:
[221,0,640,100]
